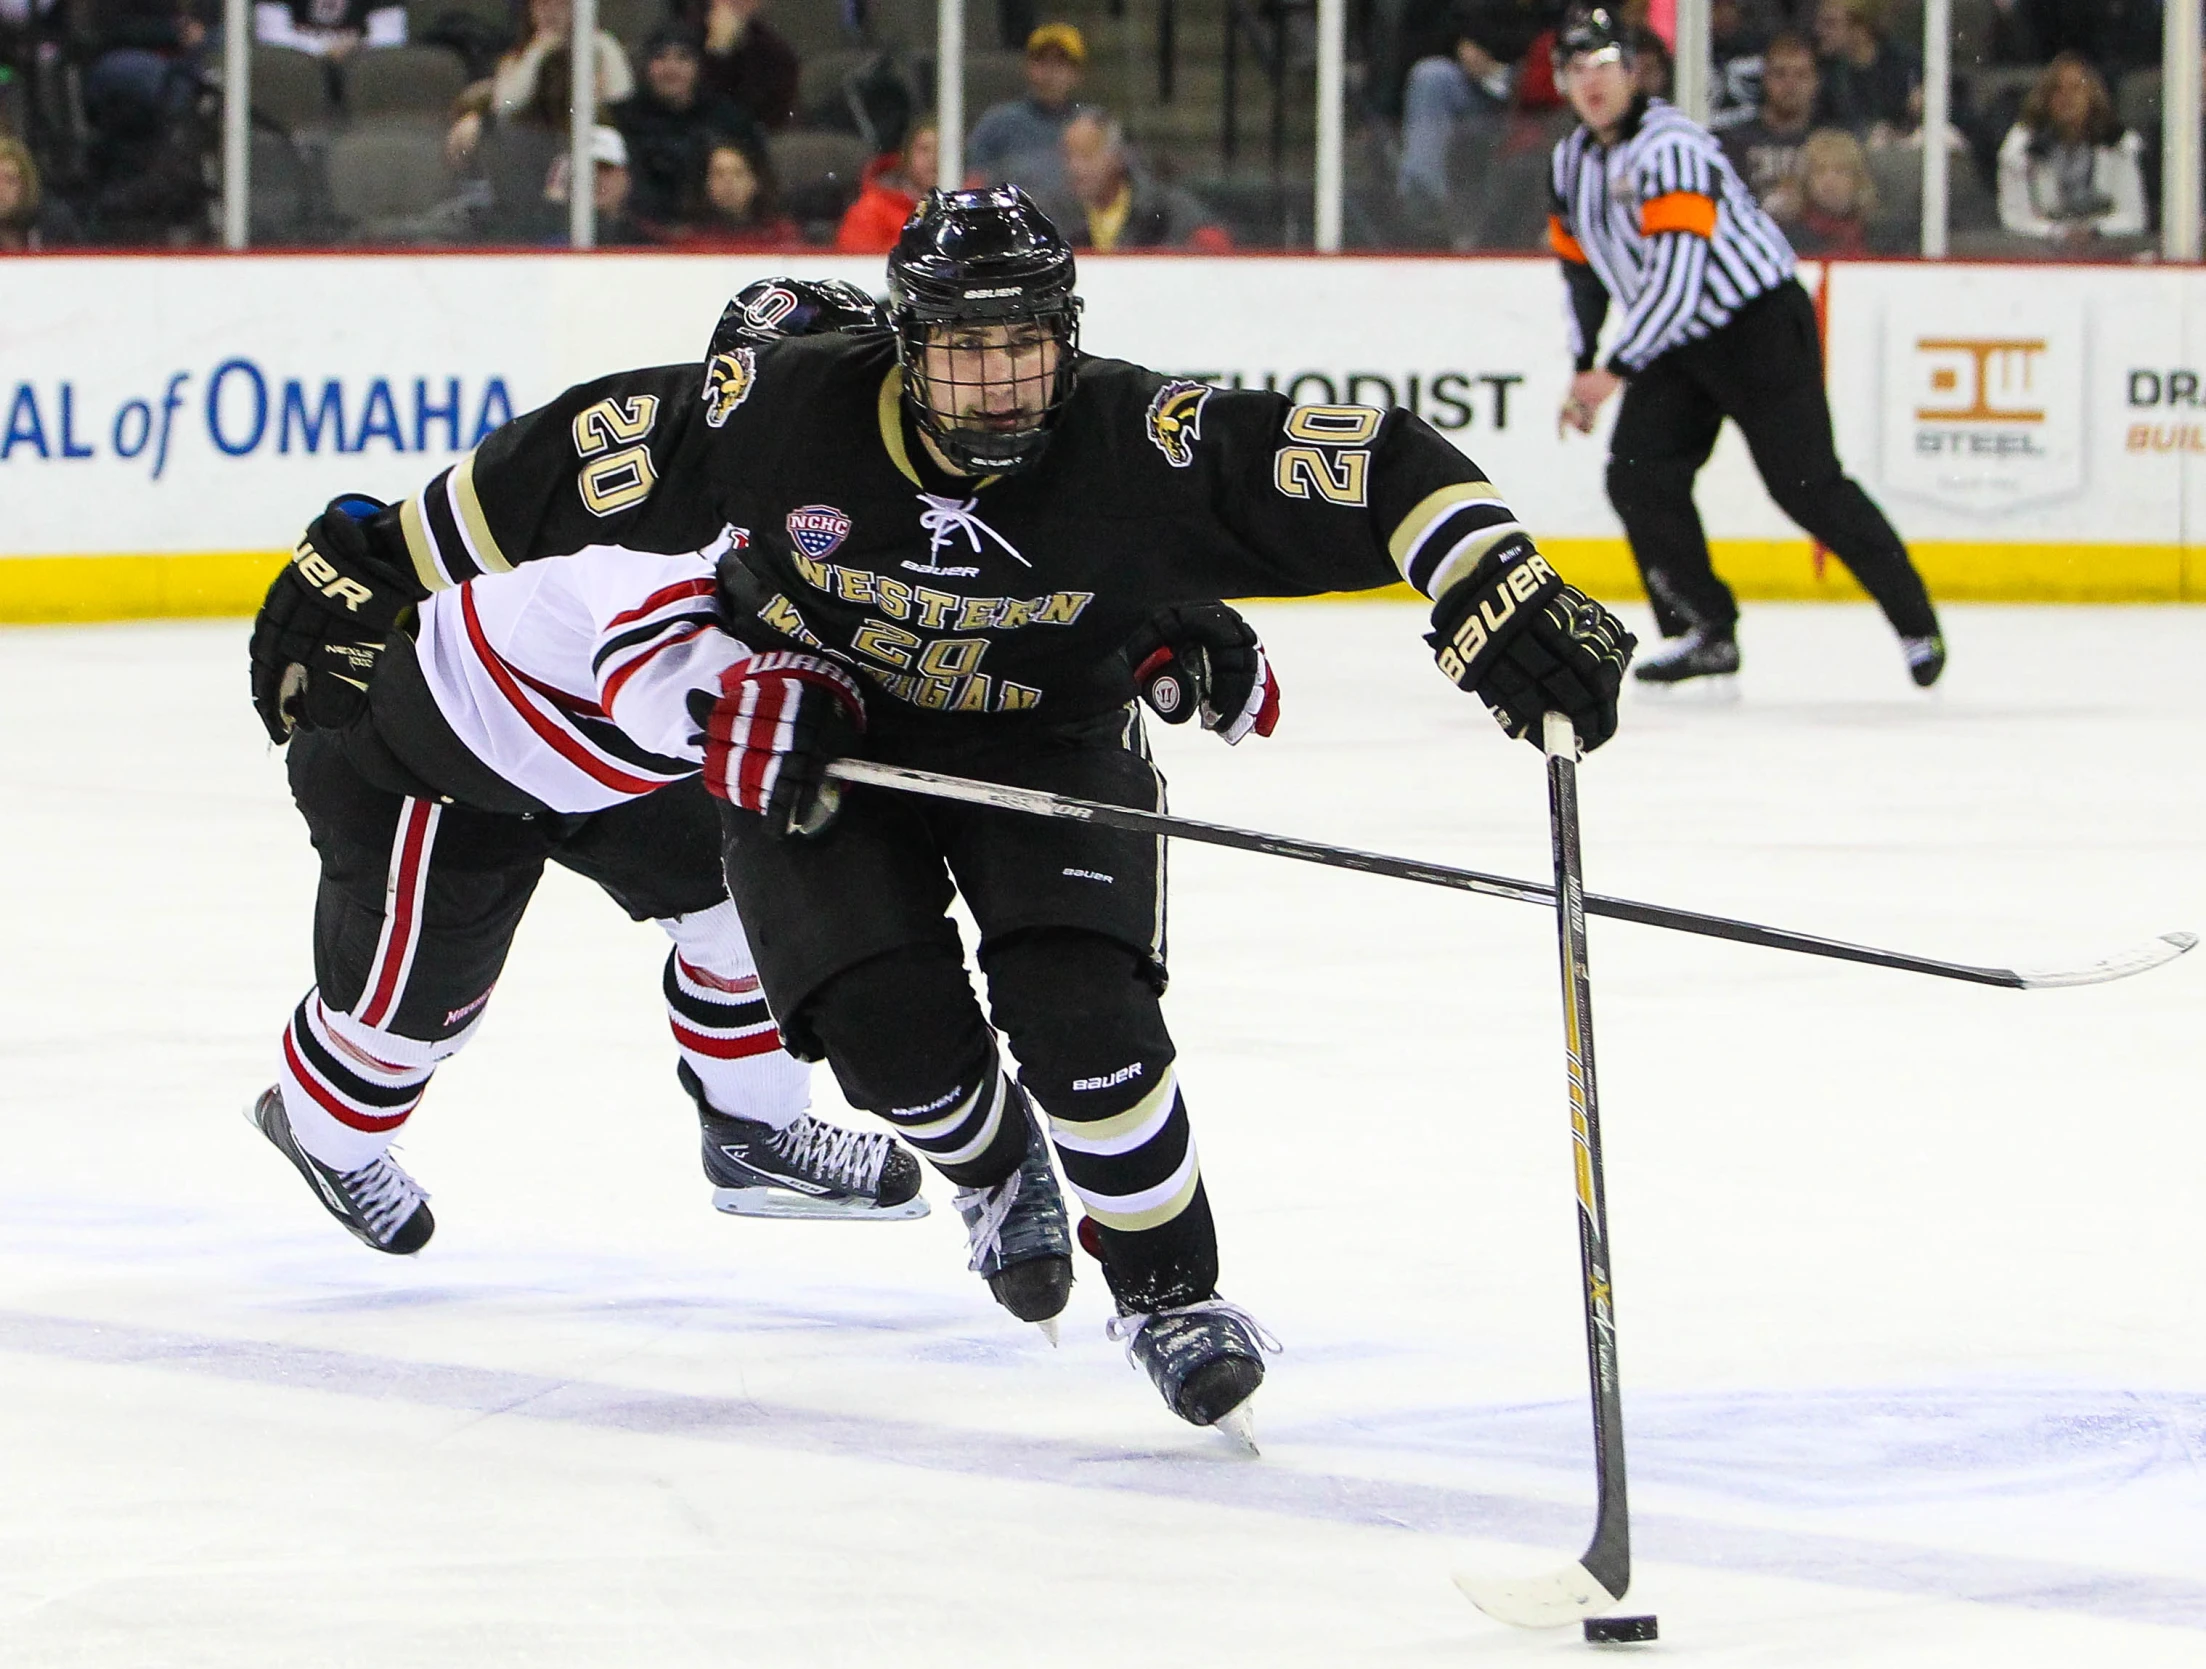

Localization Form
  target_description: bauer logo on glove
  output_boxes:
[1426,547,1636,752]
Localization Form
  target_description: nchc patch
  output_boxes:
[785,504,854,559]
[701,347,757,428]
[1145,379,1213,468]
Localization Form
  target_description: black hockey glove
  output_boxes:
[689,651,868,839]
[248,496,424,743]
[1124,603,1281,744]
[1426,549,1636,752]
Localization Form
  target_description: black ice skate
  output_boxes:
[1632,627,1740,685]
[683,1063,927,1222]
[1901,633,1946,688]
[1107,1298,1281,1451]
[247,1085,434,1255]
[952,1101,1074,1337]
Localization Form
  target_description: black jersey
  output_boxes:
[392,331,1540,734]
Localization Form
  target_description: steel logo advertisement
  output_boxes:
[1879,303,2086,512]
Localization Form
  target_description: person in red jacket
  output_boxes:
[834,120,938,252]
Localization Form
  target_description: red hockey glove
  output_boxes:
[689,651,867,837]
[1426,550,1635,752]
[1125,603,1281,744]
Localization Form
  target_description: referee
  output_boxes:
[1547,6,1944,688]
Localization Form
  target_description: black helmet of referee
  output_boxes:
[887,186,1082,476]
[1554,4,1632,71]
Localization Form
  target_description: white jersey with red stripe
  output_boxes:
[410,536,753,814]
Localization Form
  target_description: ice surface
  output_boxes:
[2,603,2202,1666]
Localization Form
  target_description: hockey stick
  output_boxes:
[1453,712,1629,1626]
[820,760,2195,990]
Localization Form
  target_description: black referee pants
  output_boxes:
[1605,279,1938,641]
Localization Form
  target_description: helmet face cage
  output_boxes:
[893,299,1081,476]
[887,187,1083,476]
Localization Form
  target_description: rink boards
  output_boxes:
[3,252,2205,620]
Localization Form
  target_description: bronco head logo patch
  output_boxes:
[1145,380,1212,468]
[785,505,853,559]
[701,347,757,428]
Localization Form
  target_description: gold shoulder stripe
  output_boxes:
[398,494,448,593]
[1387,482,1500,581]
[878,368,921,487]
[452,450,513,575]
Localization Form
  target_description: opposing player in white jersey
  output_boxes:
[247,284,928,1255]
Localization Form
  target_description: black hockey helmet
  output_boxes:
[886,186,1081,476]
[1553,5,1632,72]
[707,276,888,358]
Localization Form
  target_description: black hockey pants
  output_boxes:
[1605,279,1939,641]
[719,708,1220,1314]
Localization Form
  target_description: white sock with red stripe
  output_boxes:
[278,992,475,1172]
[660,901,808,1130]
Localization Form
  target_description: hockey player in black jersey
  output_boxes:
[251,214,1634,1433]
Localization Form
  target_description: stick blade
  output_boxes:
[1454,1560,1624,1629]
[2015,931,2198,990]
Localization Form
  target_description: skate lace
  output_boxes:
[769,1116,889,1191]
[953,1166,1023,1274]
[1104,1298,1283,1361]
[338,1152,428,1240]
[915,493,1030,571]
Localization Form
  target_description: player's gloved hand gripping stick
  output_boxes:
[1125,603,1282,743]
[691,651,868,839]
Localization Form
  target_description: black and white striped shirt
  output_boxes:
[1548,96,1796,375]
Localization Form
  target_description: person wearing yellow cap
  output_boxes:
[965,21,1089,195]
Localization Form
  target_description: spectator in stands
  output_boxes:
[1721,30,1818,206]
[675,0,798,130]
[1997,51,2146,243]
[1781,127,1875,253]
[553,123,648,243]
[965,21,1086,194]
[1706,0,1772,131]
[253,0,404,61]
[1046,109,1230,251]
[616,26,764,229]
[836,117,936,251]
[671,134,798,246]
[0,133,80,248]
[83,0,211,243]
[446,0,633,168]
[1396,2,1550,208]
[1812,0,1919,146]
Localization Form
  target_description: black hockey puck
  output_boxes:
[1583,1615,1658,1643]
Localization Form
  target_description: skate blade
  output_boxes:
[1212,1401,1260,1455]
[1633,672,1740,702]
[1035,1316,1060,1347]
[711,1187,930,1222]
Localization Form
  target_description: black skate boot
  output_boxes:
[1632,627,1740,685]
[1901,633,1946,688]
[247,1085,434,1255]
[1107,1298,1281,1450]
[682,1063,927,1221]
[953,1099,1073,1335]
